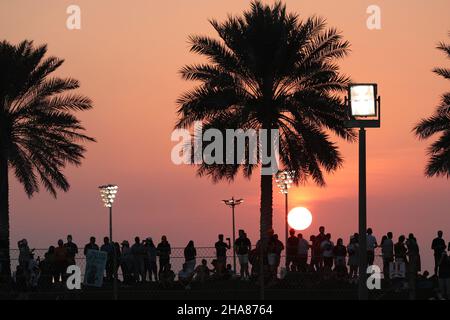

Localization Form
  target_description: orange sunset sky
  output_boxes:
[1,0,449,271]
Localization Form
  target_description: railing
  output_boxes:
[9,247,385,278]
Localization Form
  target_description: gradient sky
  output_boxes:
[1,0,449,272]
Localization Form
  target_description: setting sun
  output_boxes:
[288,207,313,231]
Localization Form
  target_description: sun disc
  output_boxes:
[288,207,312,231]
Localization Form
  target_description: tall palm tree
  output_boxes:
[176,1,354,244]
[0,40,95,276]
[414,34,450,178]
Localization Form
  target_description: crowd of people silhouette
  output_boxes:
[9,227,450,299]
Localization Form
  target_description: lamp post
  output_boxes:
[99,184,118,300]
[222,197,244,273]
[345,84,381,300]
[275,170,294,268]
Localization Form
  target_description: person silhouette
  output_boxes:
[309,235,319,272]
[144,238,158,282]
[215,234,230,274]
[438,252,450,299]
[315,226,327,270]
[381,232,394,280]
[321,233,334,272]
[54,239,68,283]
[100,237,115,282]
[131,237,145,282]
[394,235,407,264]
[366,228,378,266]
[235,230,251,280]
[159,263,175,288]
[406,233,421,275]
[194,259,211,283]
[157,235,171,278]
[84,237,99,256]
[432,231,446,276]
[178,262,194,289]
[347,236,359,281]
[64,235,78,266]
[39,246,56,287]
[297,233,309,273]
[120,240,133,284]
[184,240,197,272]
[286,229,299,271]
[267,234,284,279]
[333,238,347,277]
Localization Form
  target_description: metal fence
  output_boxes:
[10,247,385,279]
[11,247,217,279]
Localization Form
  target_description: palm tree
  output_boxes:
[414,34,450,178]
[0,40,95,276]
[176,1,355,244]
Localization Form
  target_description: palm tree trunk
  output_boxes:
[0,154,10,277]
[259,118,275,299]
[259,174,273,242]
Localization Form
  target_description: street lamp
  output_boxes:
[99,184,118,300]
[349,84,378,117]
[222,197,244,273]
[345,83,381,300]
[275,170,294,268]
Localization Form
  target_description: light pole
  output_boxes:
[99,184,118,300]
[222,197,244,273]
[345,83,381,300]
[275,170,294,268]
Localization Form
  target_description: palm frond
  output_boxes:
[0,40,95,197]
[433,67,450,80]
[415,34,450,178]
[177,1,352,185]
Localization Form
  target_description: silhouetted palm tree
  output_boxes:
[176,1,354,243]
[414,34,450,178]
[0,40,95,276]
